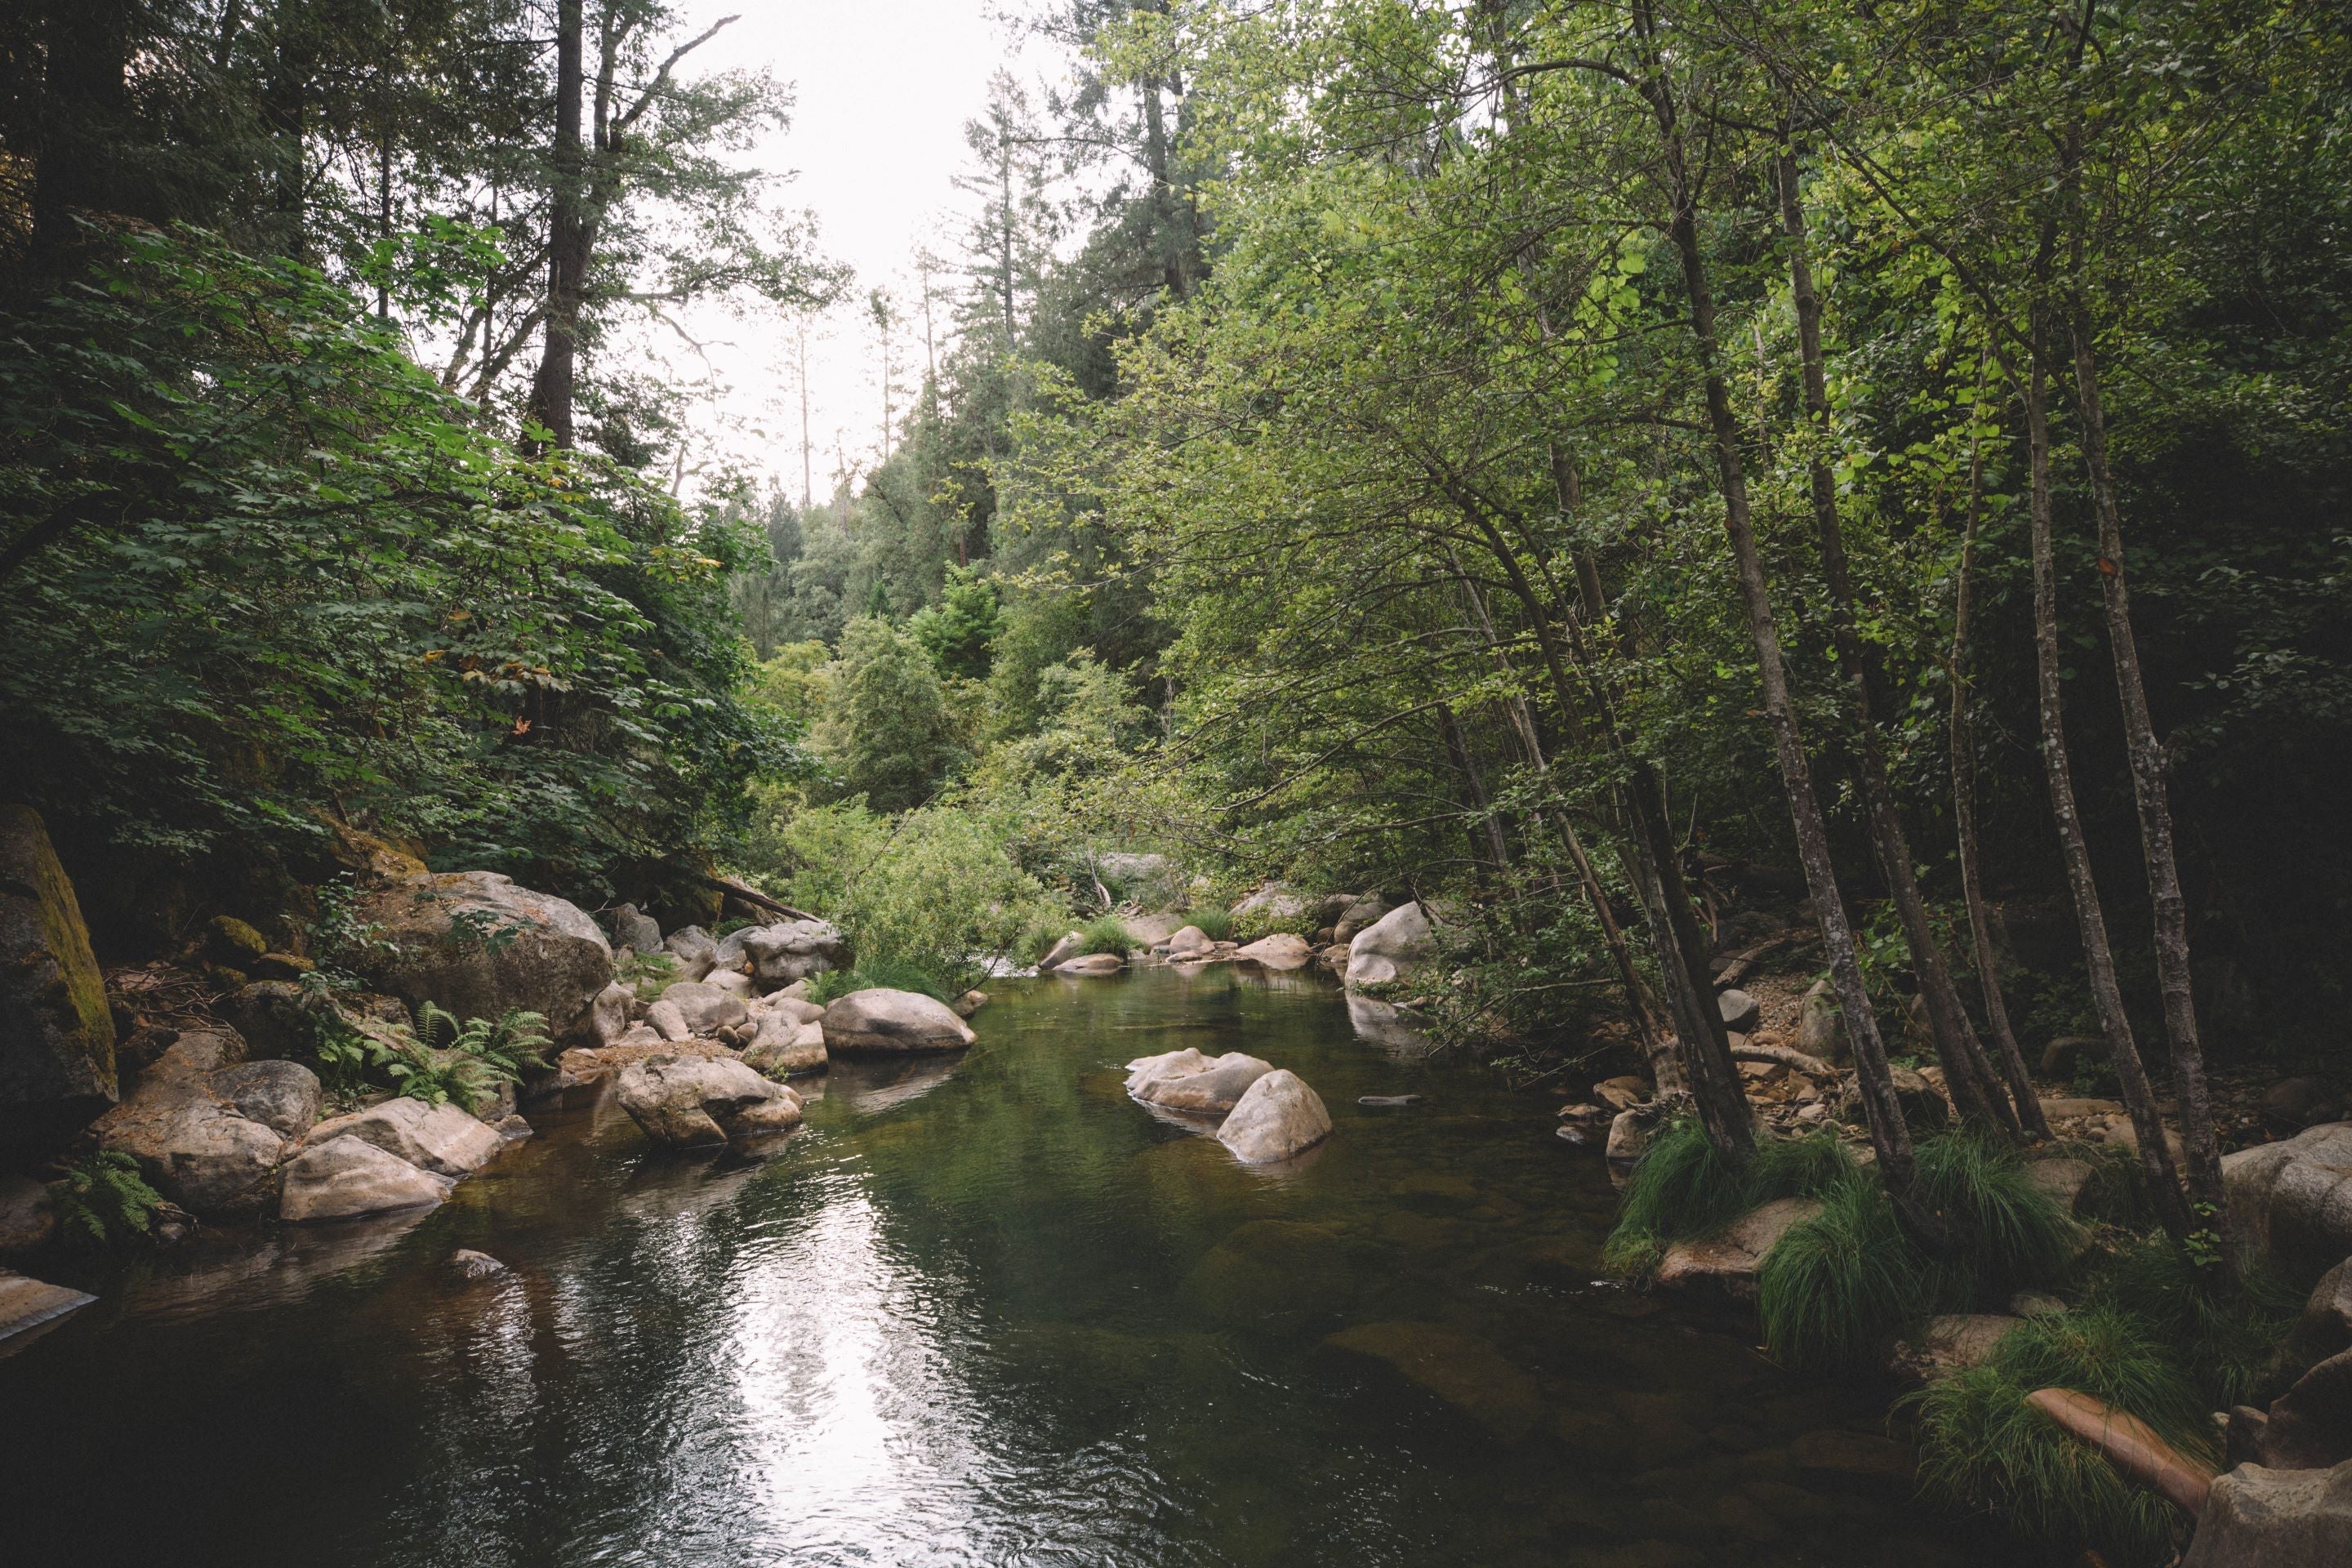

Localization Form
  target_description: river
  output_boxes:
[0,964,2027,1566]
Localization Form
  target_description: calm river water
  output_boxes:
[0,965,2033,1566]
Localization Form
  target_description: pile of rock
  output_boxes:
[1124,1048,1331,1163]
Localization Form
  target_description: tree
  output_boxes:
[813,617,966,811]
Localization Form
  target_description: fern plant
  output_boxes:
[51,1152,166,1247]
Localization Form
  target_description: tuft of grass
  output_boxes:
[2096,1234,2301,1407]
[1913,1129,2083,1298]
[1078,915,1134,956]
[1604,1121,1854,1278]
[1757,1171,1934,1372]
[805,956,958,1005]
[1185,906,1233,942]
[1909,1304,2207,1566]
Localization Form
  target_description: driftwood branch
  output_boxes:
[1728,1040,1836,1080]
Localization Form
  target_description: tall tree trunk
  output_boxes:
[1948,381,2051,1136]
[528,0,587,450]
[1636,20,1920,1208]
[264,4,313,256]
[1437,702,1512,878]
[2019,309,2187,1231]
[2065,314,2223,1232]
[1773,142,2018,1135]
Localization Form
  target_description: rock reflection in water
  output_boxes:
[1347,992,1439,1058]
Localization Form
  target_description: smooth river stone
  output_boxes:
[1215,1069,1331,1163]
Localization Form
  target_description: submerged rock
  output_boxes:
[1215,1069,1331,1163]
[821,989,977,1055]
[279,1136,448,1222]
[1053,952,1125,976]
[450,1249,509,1281]
[1323,1320,1544,1440]
[1183,1219,1357,1333]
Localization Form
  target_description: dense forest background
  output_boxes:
[6,0,2350,1081]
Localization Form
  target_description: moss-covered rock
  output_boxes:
[0,806,117,1159]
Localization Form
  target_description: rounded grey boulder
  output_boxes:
[821,989,977,1055]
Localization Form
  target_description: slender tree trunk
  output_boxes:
[528,0,587,450]
[1636,26,1919,1206]
[1773,142,2017,1135]
[1453,564,1669,1071]
[2019,309,2186,1231]
[1457,501,1747,1148]
[2065,314,2223,1232]
[1437,702,1512,877]
[1948,381,2051,1136]
[30,0,132,261]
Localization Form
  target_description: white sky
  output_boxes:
[636,0,1065,505]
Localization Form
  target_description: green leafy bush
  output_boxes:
[1909,1305,2208,1566]
[0,226,780,899]
[51,1152,166,1248]
[316,1002,546,1112]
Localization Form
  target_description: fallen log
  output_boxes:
[702,872,819,924]
[1713,933,1795,989]
[1729,1040,1836,1080]
[2026,1388,2215,1517]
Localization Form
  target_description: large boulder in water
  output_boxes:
[1217,1069,1331,1163]
[1345,902,1433,990]
[1236,933,1312,971]
[1133,1053,1273,1114]
[92,1031,288,1217]
[740,920,849,989]
[357,872,612,1041]
[615,1053,802,1146]
[821,989,976,1055]
[301,1096,504,1179]
[278,1135,449,1223]
[2225,1123,2352,1284]
[0,805,117,1159]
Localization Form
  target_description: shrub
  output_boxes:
[1909,1304,2208,1566]
[1079,915,1134,956]
[616,949,680,1001]
[51,1152,166,1248]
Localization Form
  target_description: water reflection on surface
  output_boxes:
[0,965,2034,1566]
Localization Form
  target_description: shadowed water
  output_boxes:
[0,966,2032,1566]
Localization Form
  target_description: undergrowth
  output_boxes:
[2095,1233,2300,1407]
[1185,906,1234,942]
[1603,1120,1855,1276]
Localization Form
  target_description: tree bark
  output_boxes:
[1947,379,2051,1136]
[1773,141,2018,1136]
[527,0,587,450]
[31,0,133,261]
[1636,15,1919,1206]
[2065,314,2224,1232]
[2019,309,2186,1231]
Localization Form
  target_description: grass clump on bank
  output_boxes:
[2094,1233,2300,1407]
[1603,1120,1855,1277]
[1185,906,1233,942]
[1909,1304,2210,1566]
[1079,915,1134,956]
